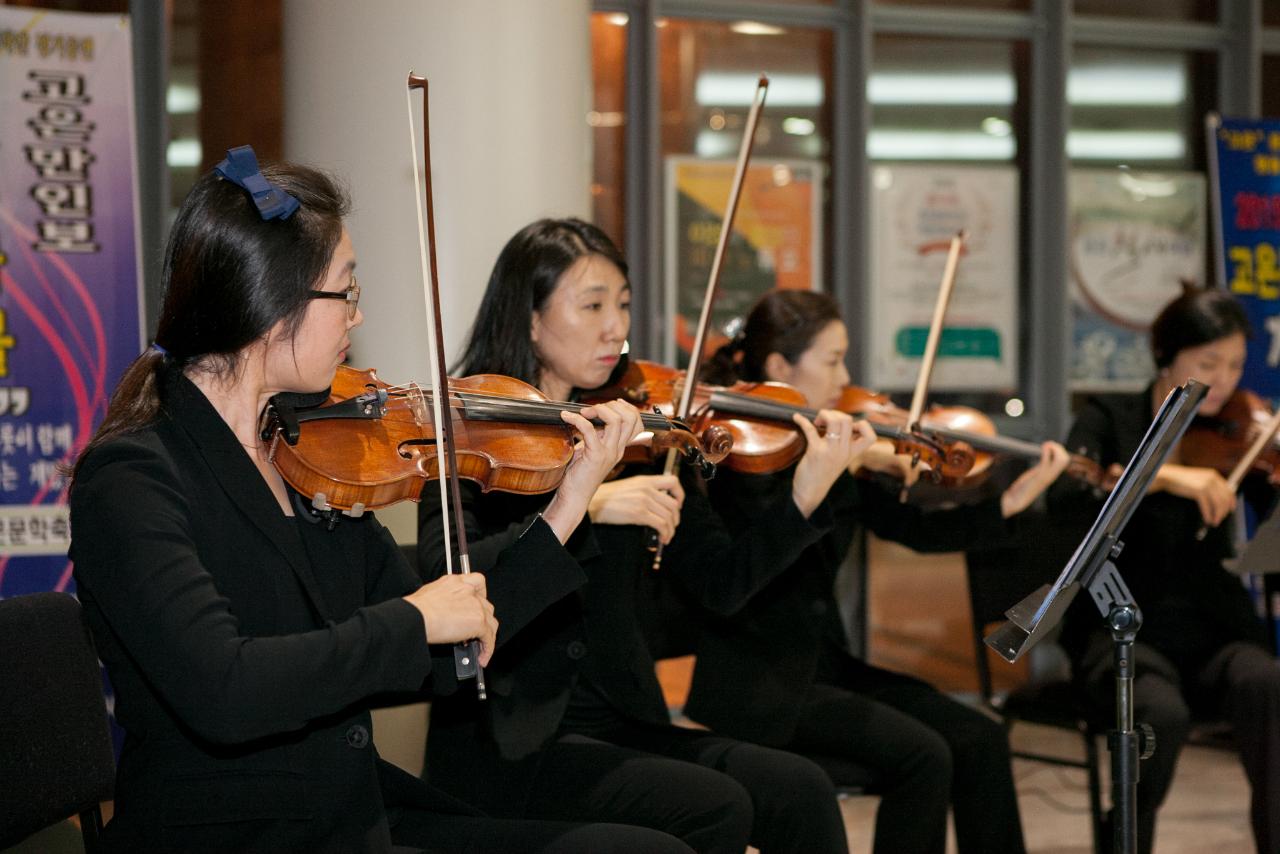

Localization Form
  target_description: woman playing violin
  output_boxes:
[1049,285,1280,854]
[67,151,689,854]
[419,218,862,854]
[680,288,1070,854]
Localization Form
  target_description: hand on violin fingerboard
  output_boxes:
[790,411,872,517]
[588,474,685,544]
[999,441,1071,518]
[542,400,644,543]
[855,438,923,487]
[1152,463,1236,527]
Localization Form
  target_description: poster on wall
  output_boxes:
[664,156,822,366]
[1068,169,1206,393]
[868,165,1018,391]
[0,8,143,597]
[1208,114,1280,401]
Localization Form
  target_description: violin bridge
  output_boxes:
[407,382,429,425]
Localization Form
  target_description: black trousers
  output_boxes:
[521,721,850,854]
[1080,637,1280,854]
[389,810,693,854]
[787,654,1025,854]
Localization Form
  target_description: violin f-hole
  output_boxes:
[398,437,440,460]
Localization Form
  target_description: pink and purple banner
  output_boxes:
[0,7,143,598]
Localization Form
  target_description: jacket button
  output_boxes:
[345,724,370,749]
[566,640,587,660]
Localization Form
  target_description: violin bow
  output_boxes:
[1196,404,1280,540]
[652,74,769,570]
[406,72,486,699]
[1224,406,1280,492]
[899,230,965,497]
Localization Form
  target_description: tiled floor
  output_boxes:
[839,720,1255,854]
[856,537,1260,852]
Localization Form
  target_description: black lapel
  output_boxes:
[164,371,335,622]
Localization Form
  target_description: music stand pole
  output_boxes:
[1086,558,1157,854]
[984,380,1207,854]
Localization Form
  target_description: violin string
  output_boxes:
[359,385,676,430]
[355,381,1015,462]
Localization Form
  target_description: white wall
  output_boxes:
[282,0,592,542]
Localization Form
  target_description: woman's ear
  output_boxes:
[763,351,792,384]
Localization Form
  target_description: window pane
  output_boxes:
[590,12,627,252]
[1074,0,1217,21]
[1067,47,1213,397]
[168,0,201,210]
[1068,47,1215,171]
[868,35,1029,424]
[657,18,833,365]
[871,37,1018,164]
[1263,55,1280,117]
[875,0,1029,10]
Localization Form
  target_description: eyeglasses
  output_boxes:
[307,277,360,320]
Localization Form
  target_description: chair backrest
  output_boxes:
[964,509,1081,702]
[0,591,115,849]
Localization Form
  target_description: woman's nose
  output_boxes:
[605,307,628,339]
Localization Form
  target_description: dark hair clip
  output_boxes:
[214,145,300,221]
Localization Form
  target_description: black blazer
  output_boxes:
[70,369,488,853]
[1048,389,1272,674]
[417,468,832,816]
[684,469,1013,746]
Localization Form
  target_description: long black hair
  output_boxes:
[704,289,842,384]
[70,160,350,482]
[455,218,627,385]
[1150,283,1251,369]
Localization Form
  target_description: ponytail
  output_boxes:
[68,346,168,484]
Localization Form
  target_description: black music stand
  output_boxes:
[984,379,1208,854]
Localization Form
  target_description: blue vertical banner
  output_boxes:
[1208,114,1280,400]
[0,8,144,597]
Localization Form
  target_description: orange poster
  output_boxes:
[664,156,822,366]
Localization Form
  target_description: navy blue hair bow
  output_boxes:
[214,145,300,220]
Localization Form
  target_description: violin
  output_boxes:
[262,364,731,515]
[838,385,1112,490]
[1180,388,1280,485]
[587,359,971,479]
[593,358,1113,489]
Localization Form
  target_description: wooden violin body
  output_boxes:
[267,367,577,511]
[837,385,1109,489]
[1181,388,1280,483]
[265,365,727,513]
[594,358,1113,489]
[590,359,964,477]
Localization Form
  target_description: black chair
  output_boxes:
[964,515,1106,854]
[0,592,114,853]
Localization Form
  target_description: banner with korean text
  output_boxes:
[0,8,143,597]
[1208,114,1280,400]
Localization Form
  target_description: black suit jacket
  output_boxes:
[417,468,832,816]
[1048,389,1271,674]
[684,469,1013,746]
[70,369,489,853]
